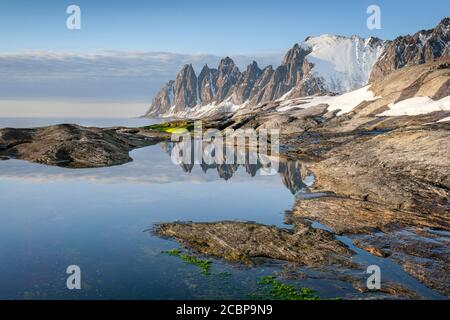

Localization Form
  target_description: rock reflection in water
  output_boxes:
[160,141,308,195]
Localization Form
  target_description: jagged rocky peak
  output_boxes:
[173,64,198,112]
[145,80,174,116]
[231,61,262,104]
[198,64,217,106]
[258,43,317,102]
[365,36,384,47]
[370,17,450,82]
[245,60,262,79]
[282,43,311,85]
[215,57,242,102]
[248,65,275,106]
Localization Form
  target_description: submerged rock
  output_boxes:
[0,124,169,168]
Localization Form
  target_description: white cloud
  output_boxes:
[0,50,282,117]
[0,100,149,118]
[0,51,282,100]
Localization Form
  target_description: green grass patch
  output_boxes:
[180,254,212,275]
[163,249,212,275]
[255,276,320,300]
[164,249,182,256]
[144,121,194,134]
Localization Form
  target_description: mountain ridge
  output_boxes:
[145,17,449,118]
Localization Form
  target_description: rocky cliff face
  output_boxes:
[146,81,175,116]
[146,64,198,116]
[256,44,317,104]
[215,57,242,103]
[173,64,198,113]
[198,65,217,106]
[231,61,262,105]
[370,17,450,82]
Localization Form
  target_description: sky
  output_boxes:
[0,0,448,117]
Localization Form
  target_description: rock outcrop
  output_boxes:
[173,64,198,112]
[256,44,316,103]
[214,57,242,103]
[146,81,175,116]
[198,64,217,105]
[231,61,262,105]
[155,221,354,267]
[370,17,450,82]
[0,124,168,168]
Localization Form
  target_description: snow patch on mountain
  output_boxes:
[158,100,245,119]
[438,116,450,123]
[278,85,379,115]
[378,96,450,116]
[302,35,384,93]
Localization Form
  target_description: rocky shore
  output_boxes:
[0,124,169,168]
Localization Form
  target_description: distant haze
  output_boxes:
[0,51,282,117]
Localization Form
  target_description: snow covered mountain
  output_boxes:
[144,18,449,118]
[302,35,384,93]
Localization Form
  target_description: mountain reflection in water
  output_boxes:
[160,141,310,195]
[0,141,310,196]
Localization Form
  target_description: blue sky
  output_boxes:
[1,0,448,54]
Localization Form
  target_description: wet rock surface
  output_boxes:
[155,221,354,267]
[288,124,450,297]
[353,229,450,298]
[0,124,169,168]
[293,196,448,235]
[309,126,450,216]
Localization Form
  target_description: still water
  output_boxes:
[0,133,301,299]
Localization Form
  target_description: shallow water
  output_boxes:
[0,119,445,300]
[0,140,307,299]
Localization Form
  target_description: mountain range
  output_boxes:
[145,17,450,118]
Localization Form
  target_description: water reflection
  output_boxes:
[0,141,310,195]
[160,141,310,195]
[0,135,324,300]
